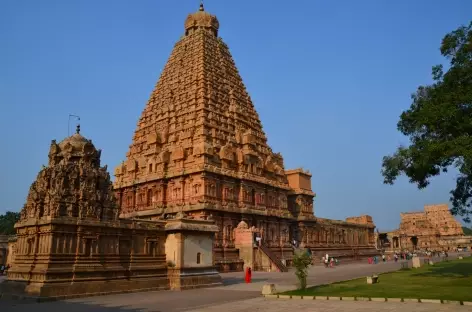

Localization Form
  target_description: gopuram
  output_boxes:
[2,125,221,298]
[114,3,377,272]
[379,204,471,252]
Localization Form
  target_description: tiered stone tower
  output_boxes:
[114,4,376,271]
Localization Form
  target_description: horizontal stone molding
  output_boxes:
[263,295,471,305]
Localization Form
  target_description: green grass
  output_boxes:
[283,257,472,301]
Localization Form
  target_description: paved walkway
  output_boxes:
[187,297,472,312]
[0,253,469,312]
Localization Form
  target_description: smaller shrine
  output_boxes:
[2,125,221,299]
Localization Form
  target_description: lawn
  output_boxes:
[283,257,472,301]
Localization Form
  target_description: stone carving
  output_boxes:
[237,221,249,230]
[19,125,119,222]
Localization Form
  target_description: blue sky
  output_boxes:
[1,0,471,230]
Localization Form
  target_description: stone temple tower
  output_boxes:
[21,124,119,221]
[114,4,376,272]
[5,125,173,297]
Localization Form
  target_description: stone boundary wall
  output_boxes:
[263,294,472,305]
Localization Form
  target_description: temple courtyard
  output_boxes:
[1,253,471,312]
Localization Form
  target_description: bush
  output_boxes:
[292,250,312,290]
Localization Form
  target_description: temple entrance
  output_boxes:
[410,236,418,249]
[392,236,399,248]
[379,233,391,248]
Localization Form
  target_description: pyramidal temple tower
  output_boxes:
[114,4,376,271]
[114,4,300,214]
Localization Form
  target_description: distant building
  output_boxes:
[379,204,472,251]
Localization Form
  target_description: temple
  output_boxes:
[2,125,221,298]
[113,4,377,272]
[378,204,472,251]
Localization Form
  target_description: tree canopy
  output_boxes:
[382,21,472,222]
[0,211,20,235]
[463,227,472,235]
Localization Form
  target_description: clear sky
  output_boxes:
[1,0,471,230]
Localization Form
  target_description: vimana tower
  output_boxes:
[114,3,376,271]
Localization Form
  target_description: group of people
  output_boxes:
[369,254,390,264]
[0,264,10,275]
[369,250,452,264]
[322,254,339,268]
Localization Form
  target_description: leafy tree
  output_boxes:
[0,211,20,235]
[463,227,472,235]
[292,250,312,290]
[382,21,472,222]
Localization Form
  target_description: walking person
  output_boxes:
[245,267,252,284]
[324,254,329,268]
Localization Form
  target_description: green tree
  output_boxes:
[0,211,20,235]
[463,227,472,235]
[292,250,312,290]
[382,21,472,223]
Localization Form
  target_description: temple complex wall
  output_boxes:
[5,218,169,298]
[116,169,377,272]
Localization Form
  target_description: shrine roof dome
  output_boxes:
[184,2,219,35]
[58,124,96,152]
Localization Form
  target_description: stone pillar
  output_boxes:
[233,221,255,270]
[165,213,222,290]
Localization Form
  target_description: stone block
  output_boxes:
[366,275,378,284]
[302,296,314,300]
[386,298,403,302]
[328,296,341,300]
[412,257,421,268]
[442,300,461,305]
[356,297,370,301]
[459,256,463,260]
[278,295,291,299]
[462,301,472,306]
[261,284,277,295]
[371,297,386,302]
[291,296,302,300]
[428,260,434,265]
[403,298,419,303]
[315,296,328,300]
[420,299,441,304]
[341,297,355,301]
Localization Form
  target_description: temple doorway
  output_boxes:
[410,236,418,249]
[392,236,399,248]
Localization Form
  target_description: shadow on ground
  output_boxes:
[1,300,150,312]
[412,262,472,278]
[222,277,268,286]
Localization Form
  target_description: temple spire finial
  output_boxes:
[199,0,204,11]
